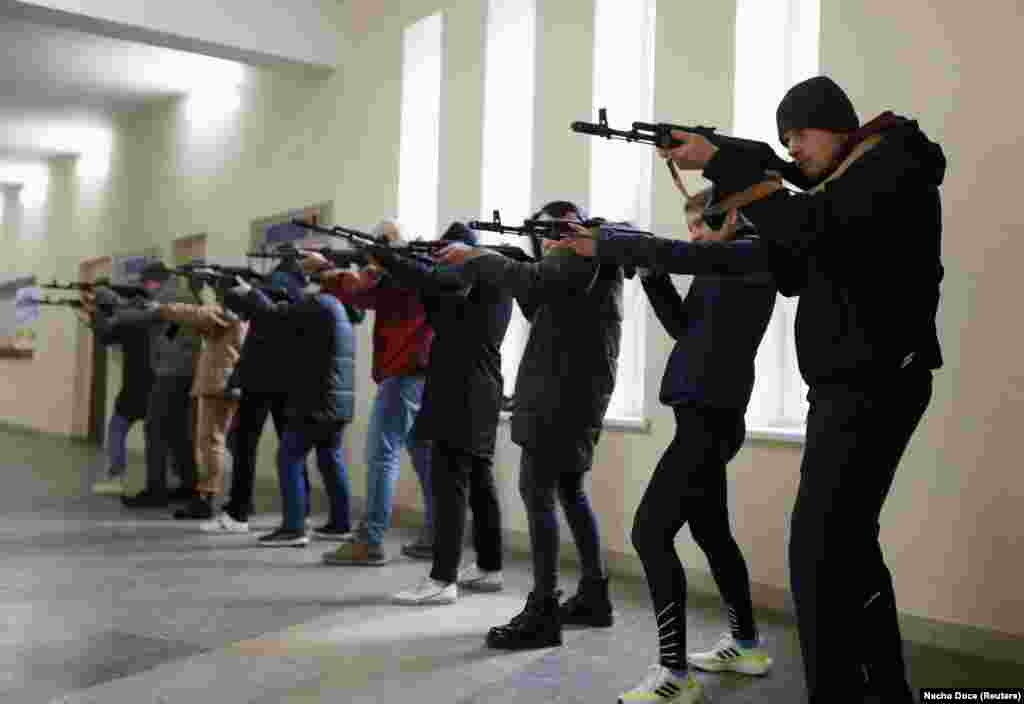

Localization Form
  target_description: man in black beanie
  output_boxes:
[561,75,945,703]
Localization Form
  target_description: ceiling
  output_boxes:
[0,12,248,166]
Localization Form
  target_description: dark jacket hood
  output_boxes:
[843,111,946,188]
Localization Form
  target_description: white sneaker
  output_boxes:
[392,576,458,605]
[618,665,703,703]
[91,476,124,496]
[457,564,504,592]
[199,512,250,534]
[687,633,773,675]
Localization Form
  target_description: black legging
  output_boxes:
[518,447,606,598]
[631,403,756,671]
[792,369,932,704]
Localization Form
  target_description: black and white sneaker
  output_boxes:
[258,528,310,547]
[312,523,355,542]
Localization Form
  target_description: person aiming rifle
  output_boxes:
[437,200,623,650]
[564,75,945,704]
[52,283,156,496]
[81,263,200,506]
[298,219,437,564]
[136,261,252,520]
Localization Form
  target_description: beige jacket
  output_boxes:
[158,303,248,397]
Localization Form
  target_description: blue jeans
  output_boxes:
[106,413,135,476]
[278,420,351,532]
[364,375,433,546]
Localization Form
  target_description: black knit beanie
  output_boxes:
[776,76,859,145]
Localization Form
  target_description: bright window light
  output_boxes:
[184,83,243,128]
[480,0,536,397]
[590,0,656,421]
[397,12,443,241]
[0,162,49,209]
[735,0,819,432]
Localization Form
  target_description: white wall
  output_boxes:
[2,0,1021,661]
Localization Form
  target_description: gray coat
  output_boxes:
[106,279,200,379]
[463,249,623,471]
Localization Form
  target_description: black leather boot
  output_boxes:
[174,494,214,520]
[560,576,614,627]
[486,591,563,650]
[121,489,169,508]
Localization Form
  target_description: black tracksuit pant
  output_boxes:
[429,440,503,584]
[793,366,932,704]
[144,375,197,494]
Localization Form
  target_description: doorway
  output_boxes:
[71,256,112,442]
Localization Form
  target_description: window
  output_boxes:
[398,13,443,241]
[734,0,820,436]
[479,0,536,397]
[590,0,656,421]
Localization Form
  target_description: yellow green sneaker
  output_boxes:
[618,665,703,703]
[686,633,773,675]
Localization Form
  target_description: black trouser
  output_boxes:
[631,403,756,672]
[518,446,605,598]
[793,369,932,704]
[143,375,197,494]
[429,440,503,584]
[225,390,312,522]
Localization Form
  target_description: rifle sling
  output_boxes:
[701,133,885,216]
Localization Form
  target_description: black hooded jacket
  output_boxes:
[461,248,623,470]
[597,115,945,388]
[375,251,513,458]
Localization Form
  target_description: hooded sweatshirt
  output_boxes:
[705,112,946,387]
[595,114,945,388]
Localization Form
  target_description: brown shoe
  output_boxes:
[322,540,391,566]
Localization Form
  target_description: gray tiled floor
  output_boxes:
[0,427,1019,703]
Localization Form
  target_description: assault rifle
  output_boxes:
[247,244,367,269]
[571,108,791,228]
[290,220,536,264]
[169,263,266,290]
[41,279,149,299]
[571,107,788,166]
[403,239,535,263]
[31,295,151,314]
[468,211,653,240]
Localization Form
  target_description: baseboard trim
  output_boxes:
[379,499,1024,667]
[0,419,89,443]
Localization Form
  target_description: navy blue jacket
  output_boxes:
[641,268,775,411]
[224,289,355,424]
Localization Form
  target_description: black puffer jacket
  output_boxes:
[377,252,512,458]
[224,289,355,424]
[463,249,622,470]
